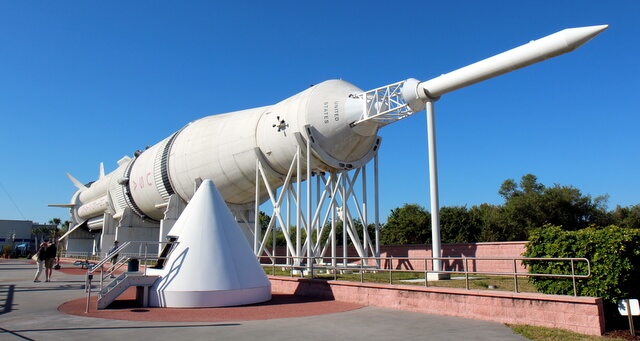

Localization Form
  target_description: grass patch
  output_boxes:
[510,325,628,340]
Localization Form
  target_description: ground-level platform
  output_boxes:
[0,258,527,340]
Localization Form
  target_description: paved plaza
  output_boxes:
[0,259,527,341]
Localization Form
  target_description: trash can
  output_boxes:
[128,258,139,272]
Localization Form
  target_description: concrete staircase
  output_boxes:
[97,272,159,309]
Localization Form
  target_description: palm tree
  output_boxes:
[31,225,49,249]
[31,218,62,250]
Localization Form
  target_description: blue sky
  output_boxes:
[0,1,638,224]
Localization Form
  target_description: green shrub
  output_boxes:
[524,225,640,328]
[2,245,13,257]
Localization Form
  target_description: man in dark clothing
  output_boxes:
[43,241,57,282]
[108,241,119,278]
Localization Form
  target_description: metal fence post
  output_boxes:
[571,259,577,296]
[389,256,392,285]
[514,259,520,293]
[465,258,470,290]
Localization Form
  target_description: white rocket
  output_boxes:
[53,25,607,246]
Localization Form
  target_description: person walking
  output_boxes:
[33,242,46,282]
[43,241,57,282]
[108,241,119,278]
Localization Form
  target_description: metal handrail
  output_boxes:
[86,241,130,275]
[84,240,177,313]
[260,255,590,296]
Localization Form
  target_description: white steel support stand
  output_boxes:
[254,138,381,268]
[362,165,368,259]
[306,133,313,262]
[330,173,337,267]
[425,100,446,279]
[374,154,380,265]
[341,176,347,265]
[254,164,261,253]
[296,145,302,263]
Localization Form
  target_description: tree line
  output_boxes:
[31,218,70,247]
[381,174,640,244]
[259,173,639,246]
[45,173,639,247]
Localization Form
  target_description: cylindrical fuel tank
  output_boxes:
[255,79,378,174]
[71,174,114,222]
[70,79,380,223]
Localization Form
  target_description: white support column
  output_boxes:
[330,173,337,267]
[295,146,301,264]
[160,194,186,255]
[254,161,260,254]
[362,165,368,259]
[286,186,291,265]
[425,100,446,279]
[374,154,380,259]
[306,136,313,262]
[341,173,347,266]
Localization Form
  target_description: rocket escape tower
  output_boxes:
[54,25,608,273]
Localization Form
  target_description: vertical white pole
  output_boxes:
[306,138,312,261]
[296,146,301,264]
[331,172,337,267]
[341,173,347,266]
[286,187,291,265]
[426,100,442,272]
[362,165,368,259]
[254,161,260,254]
[374,153,380,259]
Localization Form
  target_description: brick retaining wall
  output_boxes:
[265,242,528,273]
[380,242,528,273]
[269,276,605,336]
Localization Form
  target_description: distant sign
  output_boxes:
[618,299,640,316]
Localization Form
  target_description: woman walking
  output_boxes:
[33,242,46,282]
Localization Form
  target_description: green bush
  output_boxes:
[523,225,640,328]
[2,245,13,258]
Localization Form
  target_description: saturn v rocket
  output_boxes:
[54,25,607,255]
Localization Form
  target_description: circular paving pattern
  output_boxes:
[57,266,363,322]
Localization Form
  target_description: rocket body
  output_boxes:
[70,80,377,226]
[61,25,607,229]
[418,25,608,99]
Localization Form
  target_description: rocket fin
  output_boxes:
[66,173,87,190]
[48,203,75,208]
[59,220,88,241]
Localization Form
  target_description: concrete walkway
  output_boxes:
[0,259,528,341]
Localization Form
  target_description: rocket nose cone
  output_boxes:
[563,25,609,50]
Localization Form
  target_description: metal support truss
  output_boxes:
[351,80,417,127]
[254,141,381,268]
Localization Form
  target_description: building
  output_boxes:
[0,219,56,256]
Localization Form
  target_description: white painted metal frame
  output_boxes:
[254,142,381,267]
[353,81,443,272]
[352,80,416,127]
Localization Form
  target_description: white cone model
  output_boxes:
[148,179,271,308]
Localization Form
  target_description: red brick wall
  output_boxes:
[270,276,606,336]
[379,242,528,273]
[264,242,528,273]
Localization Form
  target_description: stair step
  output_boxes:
[96,275,159,310]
